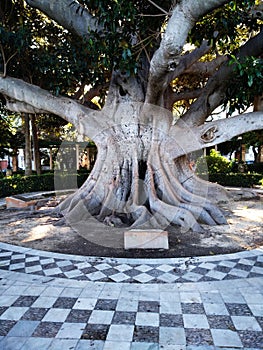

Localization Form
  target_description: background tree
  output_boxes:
[0,0,263,232]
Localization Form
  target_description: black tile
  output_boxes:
[133,326,159,343]
[124,269,143,278]
[181,303,205,314]
[256,316,263,330]
[10,258,25,264]
[60,265,76,272]
[213,265,232,273]
[138,301,160,313]
[41,263,58,269]
[0,320,16,336]
[226,303,252,316]
[207,315,235,330]
[239,330,263,348]
[0,306,8,316]
[185,329,213,345]
[32,321,62,338]
[66,309,91,323]
[190,267,210,275]
[94,299,118,311]
[112,311,136,324]
[12,296,38,307]
[160,314,183,327]
[234,263,253,271]
[79,267,98,275]
[22,307,49,321]
[146,269,164,278]
[53,297,77,309]
[81,324,109,340]
[25,260,40,267]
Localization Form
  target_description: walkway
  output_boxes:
[0,242,263,350]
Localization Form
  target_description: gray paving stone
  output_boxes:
[0,336,27,350]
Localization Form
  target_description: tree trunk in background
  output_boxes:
[11,149,18,172]
[31,114,41,175]
[23,113,32,176]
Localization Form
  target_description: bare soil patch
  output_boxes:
[0,189,262,258]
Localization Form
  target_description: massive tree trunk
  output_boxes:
[1,0,263,233]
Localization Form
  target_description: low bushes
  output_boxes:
[198,172,263,187]
[0,172,90,198]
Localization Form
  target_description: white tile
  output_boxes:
[42,308,70,322]
[205,270,227,280]
[135,312,159,327]
[229,269,249,278]
[87,271,106,281]
[103,341,131,350]
[73,297,97,310]
[116,298,138,312]
[211,329,242,347]
[156,264,174,272]
[130,343,159,350]
[109,273,130,282]
[159,327,186,345]
[64,270,84,278]
[157,273,179,283]
[0,307,28,321]
[115,264,133,272]
[180,292,201,303]
[106,324,134,341]
[88,310,114,324]
[231,316,261,331]
[20,337,53,350]
[183,314,209,329]
[160,301,182,314]
[160,292,180,302]
[76,340,104,350]
[135,265,153,272]
[242,293,263,304]
[248,304,263,317]
[41,287,64,297]
[60,288,83,298]
[203,302,229,315]
[32,296,57,308]
[48,339,79,350]
[139,292,160,301]
[133,273,154,283]
[55,322,86,338]
[94,263,112,271]
[0,295,19,306]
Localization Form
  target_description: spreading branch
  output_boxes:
[166,112,263,159]
[146,0,229,105]
[0,75,107,139]
[177,29,263,127]
[25,0,102,38]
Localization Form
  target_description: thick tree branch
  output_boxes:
[177,29,263,127]
[146,0,229,104]
[0,75,107,139]
[165,112,263,159]
[184,56,227,77]
[25,0,102,38]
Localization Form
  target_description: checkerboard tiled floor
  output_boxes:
[0,242,262,349]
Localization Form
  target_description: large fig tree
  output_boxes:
[0,0,263,232]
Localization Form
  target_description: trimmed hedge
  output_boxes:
[0,172,90,198]
[198,173,263,187]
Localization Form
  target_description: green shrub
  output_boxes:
[0,171,90,198]
[196,149,231,174]
[198,172,263,187]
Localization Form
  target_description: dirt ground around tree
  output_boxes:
[0,188,262,259]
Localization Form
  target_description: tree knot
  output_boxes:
[200,126,217,143]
